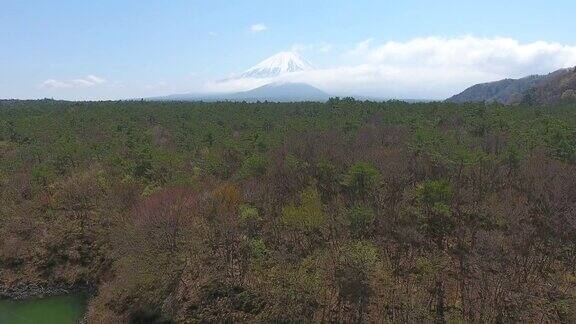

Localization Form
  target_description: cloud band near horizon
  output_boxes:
[205,36,576,99]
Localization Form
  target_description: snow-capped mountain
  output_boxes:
[155,52,328,102]
[239,51,314,79]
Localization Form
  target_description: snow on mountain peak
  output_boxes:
[239,52,314,79]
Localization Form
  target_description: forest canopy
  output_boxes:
[1,98,576,322]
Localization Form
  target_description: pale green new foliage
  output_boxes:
[282,186,327,231]
[334,241,379,304]
[249,237,267,260]
[338,241,379,267]
[240,204,261,223]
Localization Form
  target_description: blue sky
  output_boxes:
[2,0,576,100]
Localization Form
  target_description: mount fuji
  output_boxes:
[237,51,314,79]
[157,82,329,102]
[156,52,329,102]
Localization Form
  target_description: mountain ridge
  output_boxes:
[154,82,329,102]
[447,67,576,105]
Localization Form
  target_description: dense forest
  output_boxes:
[1,98,576,323]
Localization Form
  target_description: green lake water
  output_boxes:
[0,294,86,324]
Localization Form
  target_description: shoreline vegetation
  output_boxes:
[0,283,89,300]
[0,284,72,300]
[1,98,576,322]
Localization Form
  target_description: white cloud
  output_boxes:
[206,36,576,99]
[85,75,106,84]
[359,36,576,78]
[40,79,72,89]
[250,23,267,33]
[347,38,373,56]
[40,75,107,90]
[208,31,218,37]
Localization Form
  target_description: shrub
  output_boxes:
[281,186,327,232]
[347,205,375,238]
[240,154,269,178]
[341,162,380,198]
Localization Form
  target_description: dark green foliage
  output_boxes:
[346,205,375,238]
[239,153,269,178]
[415,179,455,248]
[341,162,380,198]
